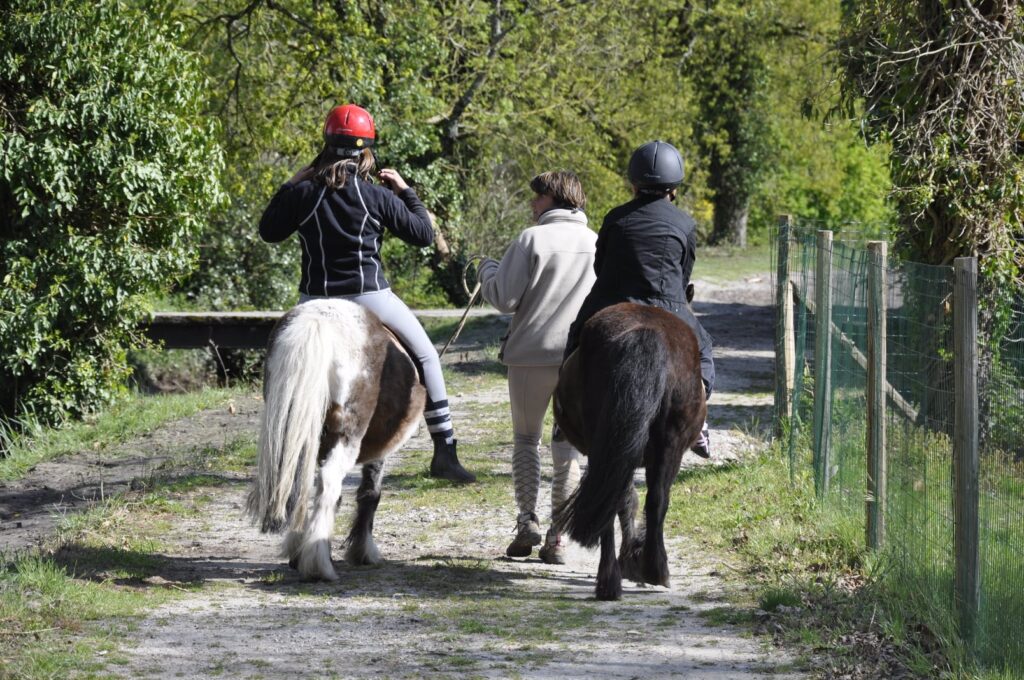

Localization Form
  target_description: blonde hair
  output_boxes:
[529,170,586,211]
[315,147,375,190]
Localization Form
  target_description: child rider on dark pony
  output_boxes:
[564,140,714,457]
[258,104,477,483]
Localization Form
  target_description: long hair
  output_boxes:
[315,147,375,190]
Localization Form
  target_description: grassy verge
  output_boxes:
[0,387,246,482]
[0,555,177,678]
[0,427,254,679]
[663,443,978,678]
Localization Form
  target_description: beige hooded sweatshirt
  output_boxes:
[477,208,597,366]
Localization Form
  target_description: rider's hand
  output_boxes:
[379,168,409,193]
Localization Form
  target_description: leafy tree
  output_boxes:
[838,0,1024,277]
[672,0,893,245]
[179,0,682,307]
[0,1,224,423]
[838,0,1024,434]
[676,0,778,247]
[750,0,893,234]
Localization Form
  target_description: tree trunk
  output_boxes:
[710,191,749,248]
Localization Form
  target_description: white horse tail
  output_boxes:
[247,305,335,534]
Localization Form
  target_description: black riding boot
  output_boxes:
[430,438,476,483]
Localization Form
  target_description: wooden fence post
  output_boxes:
[813,230,834,497]
[774,215,795,438]
[953,256,980,648]
[866,241,887,549]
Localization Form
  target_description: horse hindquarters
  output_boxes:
[556,318,669,600]
[556,326,668,550]
[247,300,380,581]
[626,327,707,588]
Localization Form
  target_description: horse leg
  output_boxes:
[595,525,622,601]
[638,446,684,588]
[295,433,361,581]
[344,459,385,566]
[618,484,645,583]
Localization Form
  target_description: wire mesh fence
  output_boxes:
[773,219,1024,672]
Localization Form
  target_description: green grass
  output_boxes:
[695,243,772,283]
[793,387,1024,677]
[0,555,175,678]
[0,387,246,482]
[665,445,946,676]
[673,424,1024,679]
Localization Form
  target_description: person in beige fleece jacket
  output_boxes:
[477,170,597,564]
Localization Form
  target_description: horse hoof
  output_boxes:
[345,545,383,566]
[619,562,642,584]
[288,556,299,570]
[595,573,623,601]
[299,566,339,582]
[595,583,622,601]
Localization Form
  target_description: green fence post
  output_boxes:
[774,215,795,439]
[953,256,980,650]
[866,241,887,549]
[813,230,834,498]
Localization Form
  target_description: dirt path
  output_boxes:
[1,276,801,679]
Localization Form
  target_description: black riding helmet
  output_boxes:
[627,140,684,193]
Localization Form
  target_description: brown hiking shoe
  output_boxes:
[505,512,542,557]
[538,531,566,565]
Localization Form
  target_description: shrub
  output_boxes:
[0,1,224,423]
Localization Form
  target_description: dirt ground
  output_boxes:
[0,275,802,679]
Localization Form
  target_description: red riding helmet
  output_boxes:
[323,104,375,150]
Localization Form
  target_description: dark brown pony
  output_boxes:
[247,299,425,581]
[553,303,707,600]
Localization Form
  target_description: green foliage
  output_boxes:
[837,1,1024,276]
[0,0,224,423]
[751,124,892,236]
[0,554,174,678]
[985,355,1024,456]
[670,0,893,245]
[687,0,776,245]
[177,0,703,307]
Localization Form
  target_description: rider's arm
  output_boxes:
[259,182,310,243]
[593,215,614,276]
[378,187,434,247]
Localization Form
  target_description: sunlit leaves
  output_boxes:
[0,0,225,422]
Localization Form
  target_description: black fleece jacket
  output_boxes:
[567,194,715,393]
[259,176,433,296]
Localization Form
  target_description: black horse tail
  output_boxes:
[557,327,668,548]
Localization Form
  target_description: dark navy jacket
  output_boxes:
[567,194,715,393]
[259,176,433,296]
